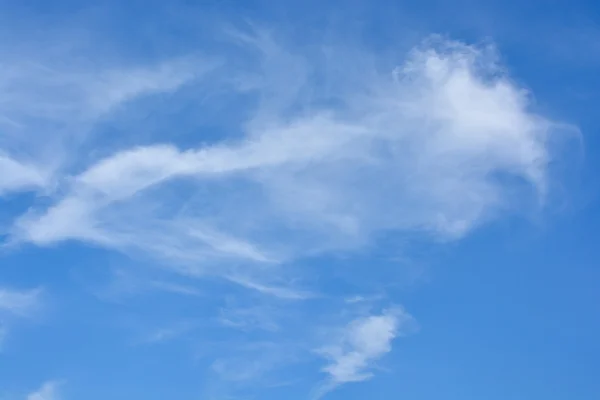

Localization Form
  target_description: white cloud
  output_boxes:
[314,308,414,397]
[0,287,41,349]
[26,381,61,400]
[0,287,41,317]
[7,37,567,293]
[85,58,210,115]
[139,321,199,345]
[94,267,204,302]
[225,275,314,300]
[218,302,281,332]
[0,46,212,204]
[0,155,47,196]
[0,53,206,128]
[210,341,299,385]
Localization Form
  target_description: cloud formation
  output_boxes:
[0,287,40,317]
[6,36,560,283]
[314,308,414,397]
[26,381,60,400]
[0,287,41,349]
[0,155,46,196]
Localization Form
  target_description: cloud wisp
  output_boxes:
[26,381,61,400]
[0,286,41,349]
[0,287,41,317]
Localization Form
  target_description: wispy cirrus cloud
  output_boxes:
[0,42,215,205]
[94,267,204,302]
[0,155,47,196]
[26,381,61,400]
[0,286,42,349]
[0,287,41,317]
[0,52,209,129]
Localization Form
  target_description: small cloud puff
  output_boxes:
[27,381,61,400]
[314,307,415,397]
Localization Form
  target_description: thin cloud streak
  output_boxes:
[0,287,41,317]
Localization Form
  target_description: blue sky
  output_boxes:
[0,0,599,399]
